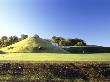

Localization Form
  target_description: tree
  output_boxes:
[0,40,3,47]
[0,36,8,47]
[0,35,19,47]
[1,36,8,41]
[8,36,13,44]
[33,34,39,38]
[8,36,19,45]
[3,39,9,47]
[12,36,19,43]
[20,34,28,40]
[75,42,84,46]
[51,36,87,46]
[59,40,66,46]
[68,38,86,46]
[51,36,57,43]
[51,36,64,46]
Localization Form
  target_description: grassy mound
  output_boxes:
[0,37,68,53]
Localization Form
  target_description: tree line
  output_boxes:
[0,34,28,47]
[0,34,87,48]
[51,36,86,46]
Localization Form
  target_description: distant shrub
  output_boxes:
[8,46,14,50]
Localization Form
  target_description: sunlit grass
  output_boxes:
[0,53,110,61]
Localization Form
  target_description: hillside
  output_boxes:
[0,36,69,53]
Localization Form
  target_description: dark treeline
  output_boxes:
[51,36,86,46]
[0,34,87,48]
[0,34,28,47]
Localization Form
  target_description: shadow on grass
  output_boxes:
[0,51,6,54]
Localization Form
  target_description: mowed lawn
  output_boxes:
[0,53,110,61]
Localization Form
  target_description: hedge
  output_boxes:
[63,46,110,53]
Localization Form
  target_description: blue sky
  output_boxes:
[0,0,110,46]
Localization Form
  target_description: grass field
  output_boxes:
[0,53,110,61]
[0,53,110,81]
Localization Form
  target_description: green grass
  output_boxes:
[0,53,110,61]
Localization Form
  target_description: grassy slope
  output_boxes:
[0,53,110,61]
[0,37,68,53]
